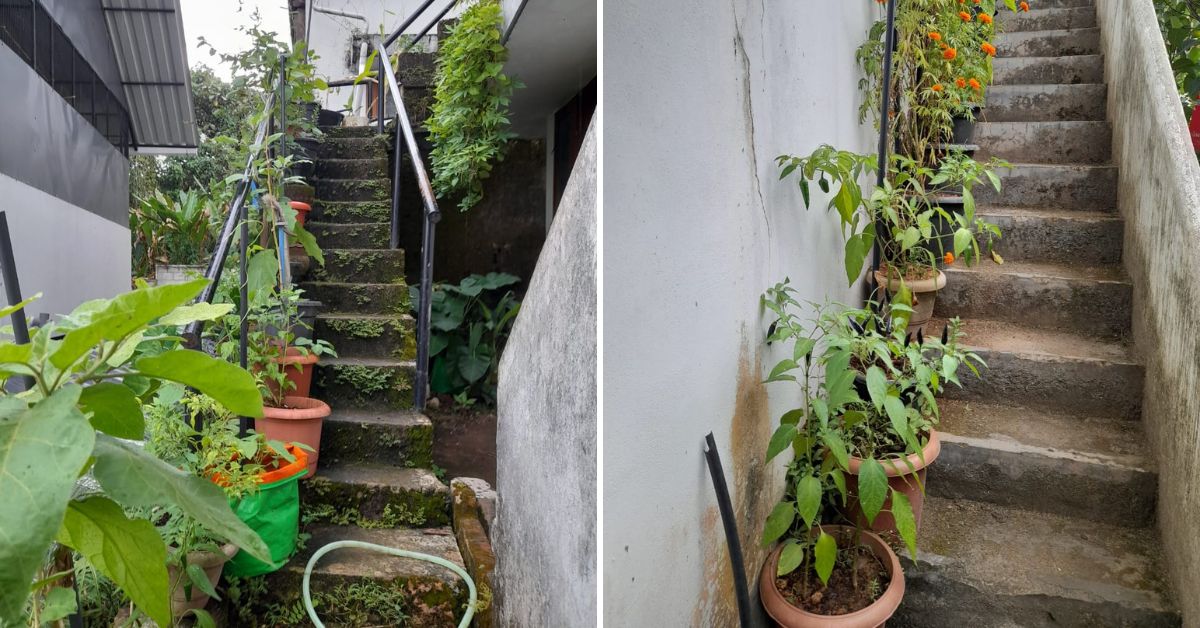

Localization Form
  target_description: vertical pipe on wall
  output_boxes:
[703,433,752,628]
[871,0,898,278]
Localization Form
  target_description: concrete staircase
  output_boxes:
[254,125,466,625]
[893,2,1182,625]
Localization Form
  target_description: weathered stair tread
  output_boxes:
[979,205,1119,222]
[326,407,431,429]
[945,259,1128,283]
[982,83,1107,122]
[974,120,1111,165]
[321,356,418,368]
[976,162,1118,211]
[898,497,1180,624]
[978,206,1123,265]
[993,54,1105,86]
[315,459,446,493]
[927,316,1133,363]
[303,460,450,526]
[997,6,1097,32]
[321,408,432,467]
[995,27,1101,57]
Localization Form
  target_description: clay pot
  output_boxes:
[289,200,312,228]
[873,269,947,330]
[288,243,311,279]
[264,346,319,398]
[256,396,330,478]
[846,431,942,535]
[760,527,905,627]
[167,543,238,616]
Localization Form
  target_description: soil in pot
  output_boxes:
[775,545,887,615]
[168,543,238,616]
[256,396,330,478]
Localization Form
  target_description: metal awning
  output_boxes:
[101,0,198,154]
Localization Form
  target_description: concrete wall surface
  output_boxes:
[603,2,876,625]
[1095,0,1200,624]
[492,117,596,626]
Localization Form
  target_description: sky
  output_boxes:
[178,0,293,79]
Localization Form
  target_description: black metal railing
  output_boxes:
[870,0,899,286]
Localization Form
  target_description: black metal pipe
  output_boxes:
[501,0,530,45]
[414,215,435,408]
[703,433,752,628]
[278,52,287,179]
[871,0,898,277]
[237,199,250,437]
[407,0,456,51]
[391,115,403,250]
[376,50,385,134]
[382,0,439,48]
[0,213,32,393]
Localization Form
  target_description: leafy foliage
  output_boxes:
[130,189,221,274]
[1154,0,1200,113]
[427,0,518,211]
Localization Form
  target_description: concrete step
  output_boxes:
[261,525,467,627]
[982,83,1106,122]
[993,54,1105,85]
[891,497,1180,627]
[319,125,378,138]
[315,312,415,361]
[937,261,1131,338]
[314,177,392,202]
[925,317,1142,419]
[320,408,432,468]
[931,399,1156,527]
[313,356,417,410]
[1036,0,1095,8]
[316,135,388,159]
[314,157,389,179]
[298,281,408,315]
[308,221,391,249]
[310,200,392,224]
[997,6,1097,32]
[979,207,1123,265]
[309,248,406,284]
[976,163,1117,211]
[301,461,449,527]
[975,121,1111,165]
[996,27,1101,57]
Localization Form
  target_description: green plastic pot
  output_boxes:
[224,445,308,577]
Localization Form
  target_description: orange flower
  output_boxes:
[943,47,957,60]
[932,84,944,92]
[973,0,981,3]
[981,42,997,56]
[944,252,955,265]
[1019,1,1030,10]
[968,77,982,90]
[978,13,992,24]
[959,10,972,20]
[929,31,942,41]
[956,77,967,88]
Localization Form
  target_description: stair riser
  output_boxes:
[315,316,416,361]
[299,282,408,315]
[982,84,1107,122]
[310,201,392,224]
[319,126,378,139]
[997,7,1097,32]
[315,158,389,179]
[993,55,1105,85]
[260,569,465,627]
[321,416,432,468]
[317,136,388,158]
[996,28,1101,57]
[976,165,1117,211]
[300,474,448,527]
[315,178,392,202]
[309,222,391,249]
[981,213,1123,265]
[944,349,1143,420]
[1035,0,1095,7]
[937,269,1131,338]
[309,249,406,284]
[975,122,1111,165]
[930,442,1156,527]
[313,361,416,411]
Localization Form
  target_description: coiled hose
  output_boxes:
[302,540,478,628]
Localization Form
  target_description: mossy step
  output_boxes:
[308,221,391,249]
[314,177,392,202]
[316,135,388,159]
[310,248,406,284]
[299,281,407,315]
[257,525,467,627]
[315,157,389,179]
[313,357,416,410]
[315,313,416,361]
[302,462,449,528]
[321,409,432,468]
[318,125,380,138]
[310,200,391,224]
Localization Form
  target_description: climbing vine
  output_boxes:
[426,0,518,211]
[1154,0,1200,114]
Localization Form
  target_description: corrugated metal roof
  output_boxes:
[101,0,198,154]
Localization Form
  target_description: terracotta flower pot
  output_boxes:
[846,431,942,535]
[268,346,319,398]
[289,200,312,228]
[760,527,905,627]
[256,396,331,478]
[167,543,238,616]
[873,269,947,330]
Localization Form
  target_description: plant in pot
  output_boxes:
[131,189,220,285]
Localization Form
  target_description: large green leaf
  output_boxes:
[777,540,805,576]
[0,386,93,624]
[891,490,918,559]
[865,366,888,411]
[884,396,911,444]
[795,476,822,528]
[91,435,271,563]
[79,383,144,439]
[844,233,869,286]
[857,458,889,526]
[761,501,796,546]
[135,350,263,418]
[766,423,798,462]
[57,497,170,626]
[814,531,837,585]
[158,302,235,327]
[52,280,208,370]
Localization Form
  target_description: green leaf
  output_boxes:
[0,292,40,322]
[105,331,146,367]
[884,396,911,443]
[290,225,325,267]
[792,337,816,363]
[0,386,92,625]
[953,228,973,258]
[188,608,218,628]
[891,490,918,558]
[91,435,271,564]
[158,302,235,326]
[767,359,797,382]
[822,431,850,470]
[57,497,170,626]
[777,541,805,576]
[79,383,145,439]
[135,350,263,418]
[186,563,221,600]
[900,226,921,251]
[865,366,888,411]
[766,423,798,462]
[761,501,796,546]
[844,233,869,286]
[814,531,837,585]
[857,458,889,526]
[796,476,822,528]
[39,587,77,623]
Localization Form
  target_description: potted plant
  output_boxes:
[131,190,219,285]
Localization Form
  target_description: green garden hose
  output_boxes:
[302,540,478,628]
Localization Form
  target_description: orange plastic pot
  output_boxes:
[760,526,905,627]
[255,397,331,478]
[846,430,941,535]
[289,201,312,227]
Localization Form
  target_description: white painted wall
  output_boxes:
[603,2,879,624]
[0,173,131,320]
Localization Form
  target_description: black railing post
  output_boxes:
[415,210,436,409]
[391,114,403,250]
[376,38,386,135]
[237,196,250,436]
[278,52,287,178]
[0,213,32,393]
[871,0,898,278]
